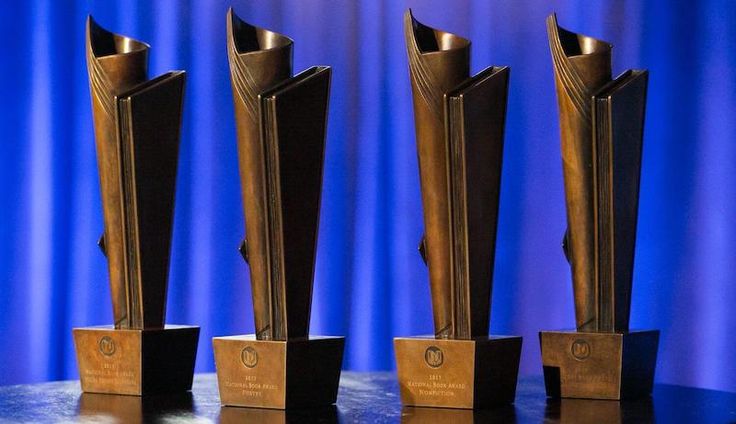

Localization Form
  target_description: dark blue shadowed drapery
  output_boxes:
[1,0,734,392]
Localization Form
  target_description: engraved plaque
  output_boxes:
[213,336,287,408]
[540,330,659,400]
[74,328,142,395]
[395,338,475,408]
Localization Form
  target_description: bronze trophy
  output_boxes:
[394,10,521,409]
[73,17,199,396]
[212,9,344,409]
[539,14,659,400]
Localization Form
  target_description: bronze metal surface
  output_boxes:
[212,335,344,409]
[404,10,470,338]
[547,14,612,332]
[227,11,329,341]
[73,325,199,396]
[220,12,342,410]
[86,17,184,330]
[445,66,509,339]
[405,10,508,340]
[592,70,648,332]
[227,9,293,340]
[539,330,659,400]
[258,66,331,341]
[394,336,521,409]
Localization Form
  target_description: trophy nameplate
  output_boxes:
[74,17,199,396]
[213,9,344,409]
[540,14,658,400]
[394,10,521,409]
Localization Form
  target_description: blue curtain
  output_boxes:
[1,0,734,393]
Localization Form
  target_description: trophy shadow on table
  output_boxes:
[401,405,517,423]
[77,392,194,423]
[219,405,338,424]
[544,397,654,423]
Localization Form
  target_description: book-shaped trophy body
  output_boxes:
[73,17,199,396]
[213,9,344,409]
[539,14,658,400]
[393,10,521,409]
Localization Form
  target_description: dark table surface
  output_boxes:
[0,372,734,423]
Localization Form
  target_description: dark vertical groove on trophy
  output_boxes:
[594,98,614,332]
[262,97,286,340]
[118,99,142,328]
[447,97,469,339]
[546,14,611,332]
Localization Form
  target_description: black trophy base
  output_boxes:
[394,336,522,409]
[539,329,659,400]
[212,335,345,409]
[73,325,200,396]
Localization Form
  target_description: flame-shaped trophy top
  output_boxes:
[404,10,470,122]
[547,14,611,127]
[227,8,293,123]
[87,17,149,117]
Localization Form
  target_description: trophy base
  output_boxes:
[539,329,659,400]
[394,336,522,409]
[73,325,200,396]
[212,335,345,409]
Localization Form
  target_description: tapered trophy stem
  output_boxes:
[404,10,470,339]
[227,8,293,341]
[546,14,612,332]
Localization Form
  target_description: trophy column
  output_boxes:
[539,14,659,400]
[213,9,344,410]
[393,10,521,409]
[73,17,199,396]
